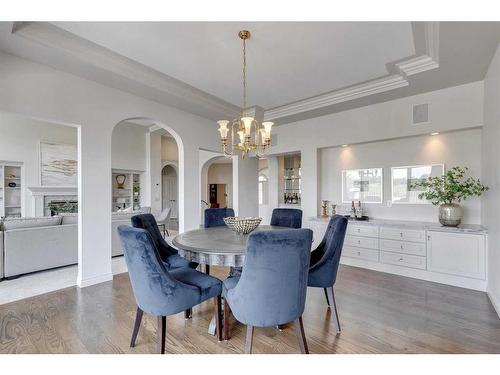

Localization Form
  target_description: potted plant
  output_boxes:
[411,166,488,226]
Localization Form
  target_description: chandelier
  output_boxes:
[217,30,273,158]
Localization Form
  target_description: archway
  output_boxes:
[199,151,233,225]
[110,117,184,253]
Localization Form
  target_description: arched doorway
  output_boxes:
[161,164,178,219]
[199,151,233,224]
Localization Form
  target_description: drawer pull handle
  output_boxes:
[400,232,403,237]
[357,240,361,244]
[400,245,403,249]
[357,228,360,232]
[357,251,361,256]
[399,257,404,261]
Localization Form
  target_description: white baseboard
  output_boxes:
[487,288,500,319]
[77,272,113,288]
[340,257,487,291]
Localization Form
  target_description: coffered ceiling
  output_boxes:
[52,22,415,109]
[0,22,499,124]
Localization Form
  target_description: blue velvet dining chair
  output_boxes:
[131,213,198,271]
[308,214,348,333]
[203,208,235,274]
[222,228,313,354]
[117,225,224,353]
[204,207,235,228]
[270,208,303,228]
[131,213,199,319]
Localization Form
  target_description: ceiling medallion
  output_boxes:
[217,30,273,158]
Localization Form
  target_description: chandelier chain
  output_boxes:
[243,37,247,114]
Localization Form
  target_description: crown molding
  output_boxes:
[264,74,408,121]
[264,22,440,122]
[395,55,439,77]
[11,22,241,120]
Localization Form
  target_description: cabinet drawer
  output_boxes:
[344,235,379,250]
[342,246,379,262]
[347,224,379,238]
[379,227,425,243]
[380,251,426,270]
[380,239,426,256]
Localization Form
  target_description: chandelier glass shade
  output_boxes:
[217,30,273,158]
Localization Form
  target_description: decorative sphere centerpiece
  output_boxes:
[224,217,262,235]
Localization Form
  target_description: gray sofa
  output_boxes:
[0,208,150,279]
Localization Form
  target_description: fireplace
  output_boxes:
[44,196,78,216]
[27,186,78,217]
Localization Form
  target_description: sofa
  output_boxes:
[0,208,150,279]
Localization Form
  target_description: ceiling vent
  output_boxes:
[412,104,429,125]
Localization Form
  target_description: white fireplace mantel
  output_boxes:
[27,186,77,217]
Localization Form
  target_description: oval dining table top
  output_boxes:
[171,225,288,267]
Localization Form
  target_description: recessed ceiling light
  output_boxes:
[430,132,440,136]
[341,144,349,148]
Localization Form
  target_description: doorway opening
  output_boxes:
[162,164,178,220]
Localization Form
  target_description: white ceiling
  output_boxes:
[0,22,499,124]
[52,22,415,109]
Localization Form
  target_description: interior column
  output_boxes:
[77,125,113,288]
[300,146,320,219]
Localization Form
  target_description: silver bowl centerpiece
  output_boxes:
[223,217,262,235]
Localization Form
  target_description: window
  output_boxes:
[391,164,444,204]
[342,168,383,203]
[258,174,268,205]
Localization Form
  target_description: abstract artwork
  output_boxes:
[40,142,78,186]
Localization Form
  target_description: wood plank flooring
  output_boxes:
[1,264,500,354]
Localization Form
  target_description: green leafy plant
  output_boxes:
[48,201,78,215]
[411,166,488,206]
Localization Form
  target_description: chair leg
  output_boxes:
[214,295,223,342]
[184,308,192,319]
[205,264,210,274]
[223,298,231,340]
[294,316,309,354]
[244,325,254,354]
[157,316,166,354]
[323,288,330,306]
[130,307,143,347]
[326,286,341,332]
[165,228,170,237]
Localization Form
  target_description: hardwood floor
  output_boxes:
[1,264,500,354]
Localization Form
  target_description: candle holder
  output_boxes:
[321,200,329,218]
[331,204,337,216]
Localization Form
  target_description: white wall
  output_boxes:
[320,129,482,223]
[0,113,77,216]
[207,163,233,208]
[111,121,147,171]
[0,51,220,288]
[482,43,500,316]
[233,156,259,217]
[269,81,484,219]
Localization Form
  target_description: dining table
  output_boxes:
[169,224,288,335]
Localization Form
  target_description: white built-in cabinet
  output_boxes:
[0,163,23,218]
[426,231,486,280]
[111,169,142,212]
[306,218,488,291]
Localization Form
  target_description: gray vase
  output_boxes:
[439,203,463,227]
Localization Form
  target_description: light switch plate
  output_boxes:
[386,200,393,207]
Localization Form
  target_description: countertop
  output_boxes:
[308,216,488,234]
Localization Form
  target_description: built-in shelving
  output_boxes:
[0,163,23,218]
[278,153,301,206]
[111,169,143,212]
